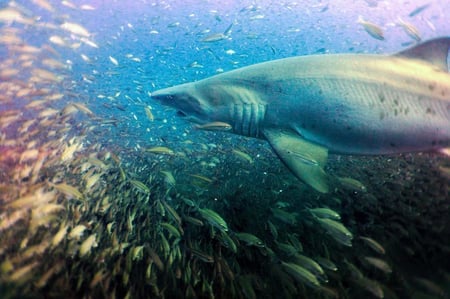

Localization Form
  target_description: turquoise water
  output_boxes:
[0,0,449,298]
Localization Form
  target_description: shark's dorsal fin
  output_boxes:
[263,129,329,193]
[394,37,450,71]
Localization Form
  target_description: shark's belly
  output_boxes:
[266,78,450,154]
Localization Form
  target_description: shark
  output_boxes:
[151,37,450,193]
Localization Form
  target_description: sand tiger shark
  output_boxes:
[151,37,450,193]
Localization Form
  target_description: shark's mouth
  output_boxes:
[175,110,205,124]
[176,110,187,117]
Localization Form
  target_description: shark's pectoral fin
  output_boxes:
[263,128,329,193]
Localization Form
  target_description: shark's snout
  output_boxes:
[150,89,175,103]
[150,85,208,124]
[151,91,190,119]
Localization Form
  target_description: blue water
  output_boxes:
[1,0,450,298]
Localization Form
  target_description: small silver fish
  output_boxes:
[194,121,232,131]
[358,16,384,40]
[397,18,421,41]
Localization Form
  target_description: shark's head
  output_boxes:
[151,77,267,137]
[151,82,207,124]
[151,81,232,125]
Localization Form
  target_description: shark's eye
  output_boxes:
[177,111,187,117]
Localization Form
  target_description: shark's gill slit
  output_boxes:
[254,103,267,138]
[232,104,243,135]
[249,103,257,137]
[242,104,251,136]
